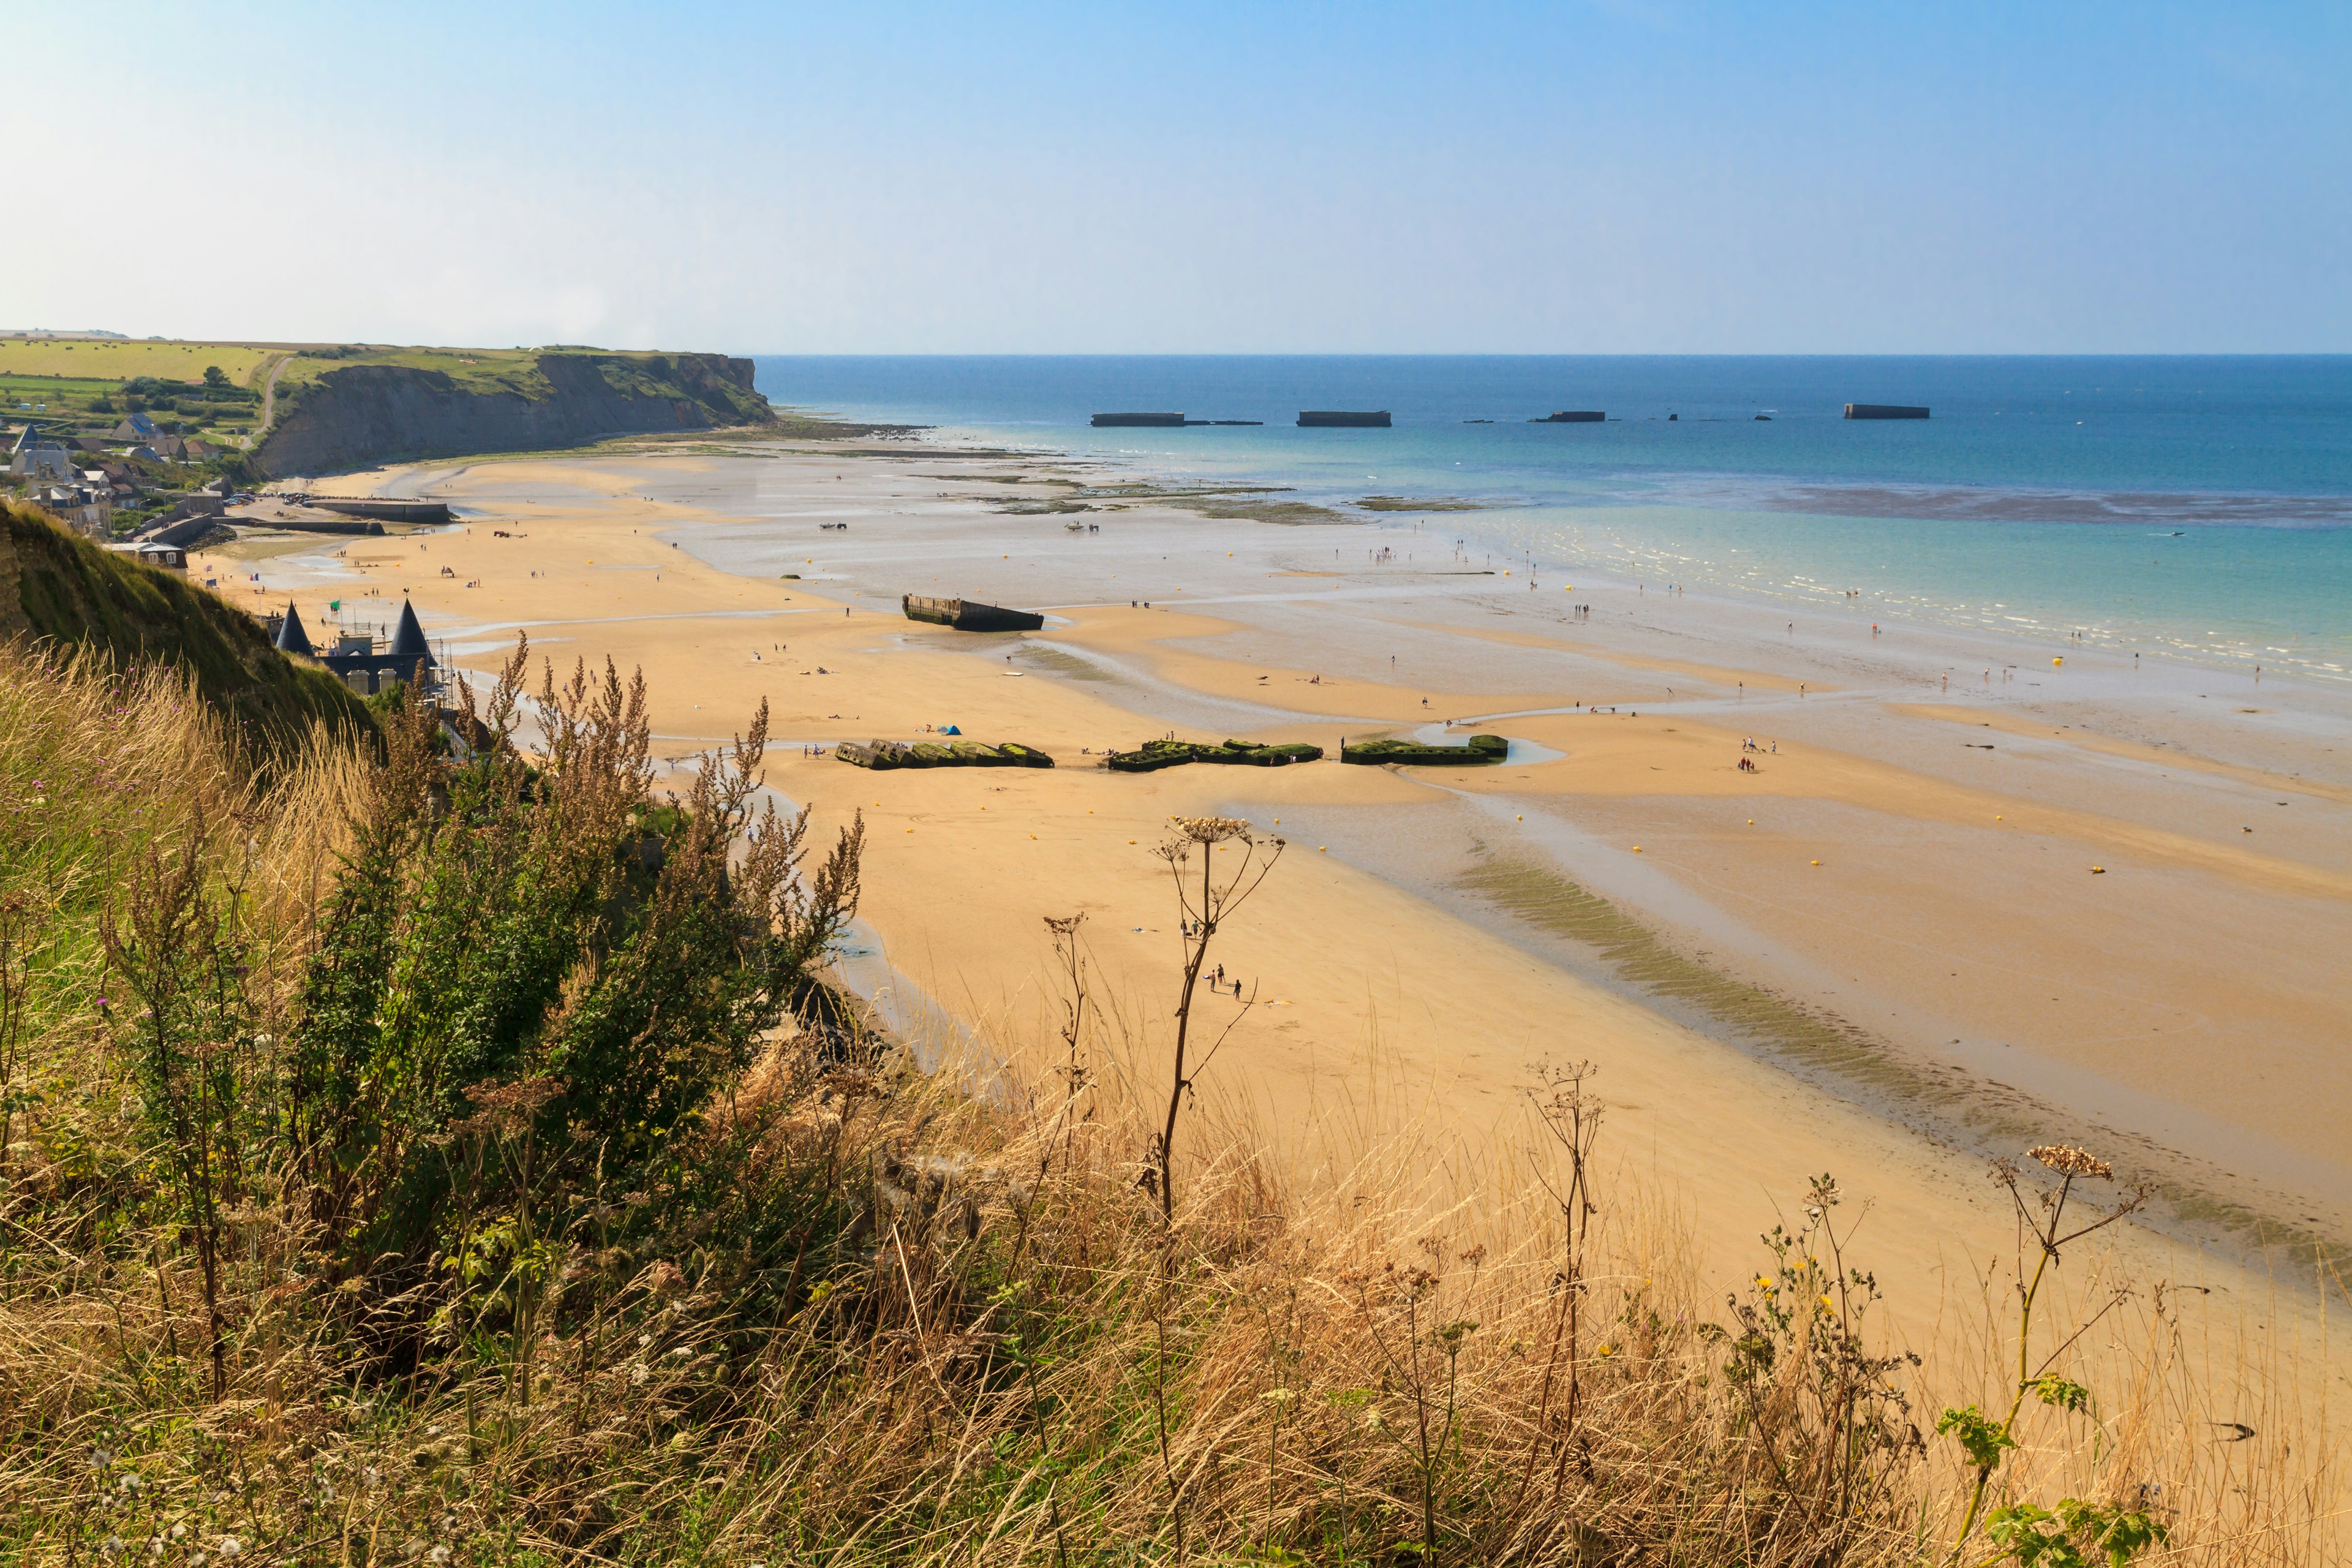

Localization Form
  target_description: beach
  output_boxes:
[209,435,2352,1327]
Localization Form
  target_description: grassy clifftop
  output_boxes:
[1,499,371,747]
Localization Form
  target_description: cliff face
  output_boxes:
[255,352,773,477]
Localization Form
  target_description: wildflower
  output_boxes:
[1597,1343,1615,1358]
[172,1525,189,1540]
[630,1362,650,1385]
[429,1547,451,1564]
[118,1471,143,1493]
[217,1539,243,1561]
[101,1537,126,1558]
[2027,1144,2113,1180]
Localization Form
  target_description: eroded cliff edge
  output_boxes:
[254,351,774,477]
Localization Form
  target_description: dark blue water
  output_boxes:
[750,356,2352,677]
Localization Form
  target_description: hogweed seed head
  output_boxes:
[2027,1145,2113,1180]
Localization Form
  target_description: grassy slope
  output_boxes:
[2,499,372,748]
[270,345,554,400]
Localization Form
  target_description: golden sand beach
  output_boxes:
[209,439,2352,1366]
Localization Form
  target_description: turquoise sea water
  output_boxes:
[748,356,2352,679]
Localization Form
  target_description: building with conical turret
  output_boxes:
[273,601,315,657]
[308,597,438,696]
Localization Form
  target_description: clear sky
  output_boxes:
[8,1,2346,354]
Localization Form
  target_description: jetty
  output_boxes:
[1532,410,1605,423]
[1091,412,1186,428]
[1297,411,1391,428]
[1844,404,1930,420]
[902,595,1046,633]
[302,497,453,524]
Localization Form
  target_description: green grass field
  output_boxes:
[0,338,281,385]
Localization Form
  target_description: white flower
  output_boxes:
[216,1537,243,1560]
[118,1472,143,1493]
[363,1466,383,1488]
[172,1525,189,1540]
[630,1362,650,1385]
[100,1537,126,1558]
[429,1548,451,1564]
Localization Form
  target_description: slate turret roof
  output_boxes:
[389,598,431,662]
[274,601,315,657]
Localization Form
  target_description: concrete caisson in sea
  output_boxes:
[1844,404,1930,420]
[1532,410,1605,423]
[1297,410,1391,428]
[1091,412,1186,428]
[902,594,1046,633]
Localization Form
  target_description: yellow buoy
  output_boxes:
[1810,859,1821,865]
[2053,657,2064,666]
[2090,865,2105,873]
[1632,846,1642,853]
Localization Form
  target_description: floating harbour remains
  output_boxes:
[1844,403,1931,420]
[1532,410,1605,423]
[1106,737,1326,774]
[1090,412,1264,427]
[1340,734,1510,766]
[902,594,1046,633]
[836,739,1055,770]
[1297,410,1392,428]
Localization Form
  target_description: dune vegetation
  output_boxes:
[0,638,2334,1566]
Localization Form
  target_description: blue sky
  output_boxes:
[8,1,2346,353]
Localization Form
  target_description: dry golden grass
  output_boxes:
[0,644,2341,1566]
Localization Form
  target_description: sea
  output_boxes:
[747,356,2352,681]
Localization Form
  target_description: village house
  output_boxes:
[9,423,72,481]
[37,481,112,535]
